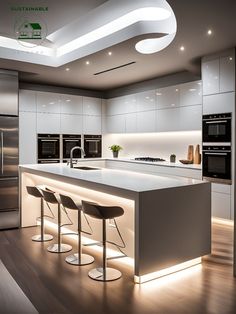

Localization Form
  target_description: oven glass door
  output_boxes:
[203,151,231,180]
[38,139,60,159]
[203,119,231,142]
[63,139,81,159]
[84,139,101,158]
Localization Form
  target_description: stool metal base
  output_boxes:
[32,234,53,242]
[88,267,122,282]
[47,243,72,253]
[65,253,94,266]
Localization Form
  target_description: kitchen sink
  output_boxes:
[73,166,101,171]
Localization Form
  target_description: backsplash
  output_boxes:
[102,131,202,161]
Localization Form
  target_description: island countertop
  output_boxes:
[19,163,205,193]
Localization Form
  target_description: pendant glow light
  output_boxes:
[0,0,177,66]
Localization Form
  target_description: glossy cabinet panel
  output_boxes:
[220,55,235,93]
[180,105,202,131]
[37,113,60,133]
[156,86,180,109]
[61,114,83,134]
[202,59,220,95]
[137,90,156,112]
[180,81,202,106]
[156,108,180,132]
[37,92,61,113]
[19,90,36,112]
[106,115,126,133]
[137,111,156,133]
[212,192,231,220]
[60,94,83,114]
[203,92,235,115]
[83,115,101,134]
[83,97,102,115]
[125,113,137,133]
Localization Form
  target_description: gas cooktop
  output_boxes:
[134,157,166,162]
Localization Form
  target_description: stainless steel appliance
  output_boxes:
[63,134,81,161]
[38,134,60,162]
[0,70,19,229]
[134,157,166,162]
[203,145,231,184]
[84,135,102,158]
[203,113,231,143]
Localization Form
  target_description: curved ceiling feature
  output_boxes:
[0,0,176,67]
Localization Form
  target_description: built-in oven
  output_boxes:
[203,113,231,143]
[84,135,102,158]
[63,134,81,160]
[203,145,231,184]
[38,134,60,162]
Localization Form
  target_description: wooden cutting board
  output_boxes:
[194,144,201,164]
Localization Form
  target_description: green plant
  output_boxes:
[109,145,123,152]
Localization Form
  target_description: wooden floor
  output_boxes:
[0,225,236,314]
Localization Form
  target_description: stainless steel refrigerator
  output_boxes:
[0,70,19,229]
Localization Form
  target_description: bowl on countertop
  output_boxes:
[179,159,193,164]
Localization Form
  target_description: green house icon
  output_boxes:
[18,22,42,40]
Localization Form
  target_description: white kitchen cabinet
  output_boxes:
[212,191,231,220]
[19,112,37,164]
[60,114,83,134]
[180,81,202,106]
[60,94,83,114]
[36,92,61,113]
[156,85,180,109]
[220,55,235,93]
[202,59,220,95]
[83,115,101,134]
[180,105,202,131]
[106,97,126,115]
[37,113,60,133]
[203,92,235,114]
[156,107,180,132]
[137,90,156,112]
[125,113,137,133]
[106,115,126,133]
[83,97,102,115]
[137,110,156,133]
[19,90,36,112]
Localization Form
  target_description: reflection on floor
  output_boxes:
[0,224,235,314]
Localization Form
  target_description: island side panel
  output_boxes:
[135,182,211,277]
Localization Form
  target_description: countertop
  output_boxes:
[20,163,205,193]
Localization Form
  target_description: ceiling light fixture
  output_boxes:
[65,67,70,71]
[180,46,185,51]
[207,29,212,35]
[108,51,112,56]
[86,60,90,65]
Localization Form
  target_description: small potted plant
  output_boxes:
[170,154,176,163]
[109,145,123,158]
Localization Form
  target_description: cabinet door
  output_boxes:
[36,92,61,113]
[19,90,36,112]
[106,115,126,133]
[156,86,180,109]
[180,81,202,106]
[37,113,60,133]
[137,111,156,133]
[83,115,101,134]
[19,112,37,164]
[137,90,156,112]
[203,92,235,115]
[220,55,235,93]
[61,114,83,134]
[83,97,102,115]
[212,192,231,219]
[125,113,137,133]
[202,59,220,95]
[60,94,82,114]
[180,105,202,131]
[156,108,180,132]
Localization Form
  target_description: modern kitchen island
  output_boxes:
[19,160,211,283]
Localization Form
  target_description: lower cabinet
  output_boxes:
[211,183,232,220]
[19,112,37,164]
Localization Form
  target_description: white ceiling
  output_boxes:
[0,0,235,91]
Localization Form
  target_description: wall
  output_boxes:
[102,131,201,160]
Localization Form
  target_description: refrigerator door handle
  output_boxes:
[0,131,3,175]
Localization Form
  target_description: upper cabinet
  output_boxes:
[220,55,235,93]
[19,90,37,112]
[36,92,61,113]
[83,97,102,115]
[202,51,235,95]
[137,90,156,112]
[179,81,202,106]
[60,94,83,114]
[202,59,220,95]
[156,86,180,109]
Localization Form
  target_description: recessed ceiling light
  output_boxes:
[66,99,71,102]
[180,46,185,51]
[65,67,70,71]
[175,88,179,92]
[49,102,55,105]
[86,60,90,65]
[207,29,212,35]
[229,57,233,61]
[108,51,112,56]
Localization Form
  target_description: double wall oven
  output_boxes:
[202,113,232,184]
[38,134,102,163]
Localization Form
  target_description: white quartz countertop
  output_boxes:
[20,163,205,193]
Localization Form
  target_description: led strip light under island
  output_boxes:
[20,160,211,284]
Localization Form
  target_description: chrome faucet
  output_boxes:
[70,146,86,168]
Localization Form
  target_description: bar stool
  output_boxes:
[82,200,124,282]
[59,194,94,266]
[40,189,72,253]
[26,186,53,242]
